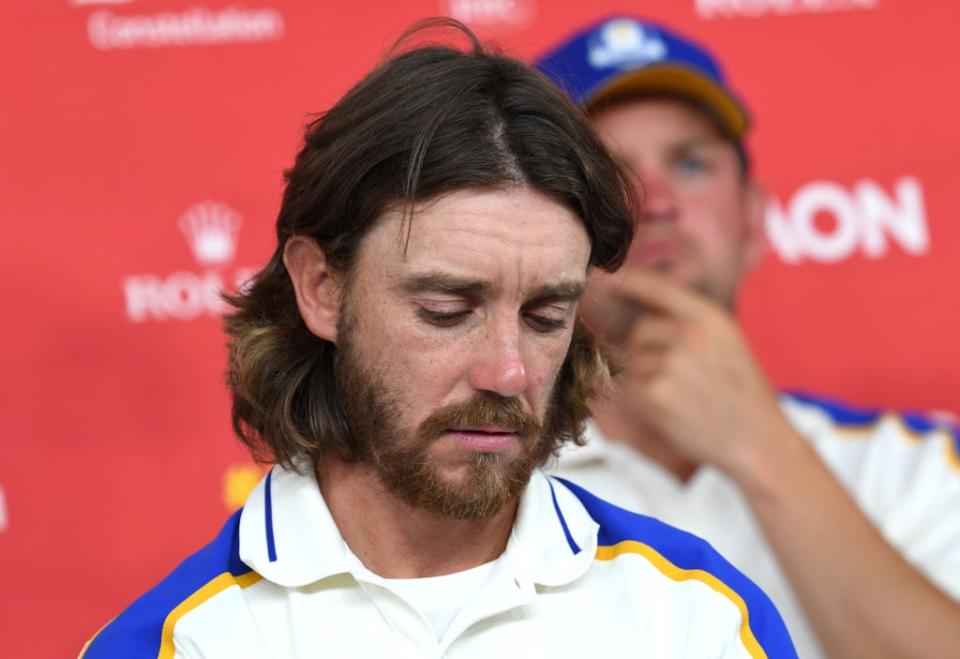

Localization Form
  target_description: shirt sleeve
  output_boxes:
[787,397,960,601]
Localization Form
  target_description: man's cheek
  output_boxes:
[530,358,564,413]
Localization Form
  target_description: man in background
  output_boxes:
[538,15,960,659]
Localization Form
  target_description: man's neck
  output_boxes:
[590,394,700,483]
[316,458,518,579]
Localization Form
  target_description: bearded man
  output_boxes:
[81,21,796,659]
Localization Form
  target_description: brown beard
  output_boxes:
[334,306,558,520]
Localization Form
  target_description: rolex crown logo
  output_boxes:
[178,201,243,266]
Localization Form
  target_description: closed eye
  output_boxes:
[523,301,570,332]
[525,313,567,332]
[418,308,471,327]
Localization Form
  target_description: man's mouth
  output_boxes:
[447,426,519,452]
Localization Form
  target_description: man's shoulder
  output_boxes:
[557,475,760,577]
[556,476,719,555]
[782,391,960,469]
[555,477,798,659]
[80,509,260,658]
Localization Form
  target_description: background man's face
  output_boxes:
[589,97,764,308]
[335,187,591,518]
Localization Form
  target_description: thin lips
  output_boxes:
[451,426,517,434]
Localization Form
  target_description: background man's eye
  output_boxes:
[676,157,707,173]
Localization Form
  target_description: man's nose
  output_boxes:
[467,320,527,398]
[637,171,678,224]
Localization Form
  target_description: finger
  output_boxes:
[580,289,642,345]
[617,364,672,418]
[615,267,713,321]
[625,316,681,351]
[625,350,665,380]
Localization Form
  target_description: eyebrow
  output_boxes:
[400,272,490,296]
[526,281,585,304]
[399,272,585,303]
[672,136,726,151]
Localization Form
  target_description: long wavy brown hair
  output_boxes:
[224,20,637,470]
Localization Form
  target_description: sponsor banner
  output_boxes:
[441,0,536,27]
[696,0,879,19]
[122,201,257,323]
[766,177,929,263]
[75,1,285,50]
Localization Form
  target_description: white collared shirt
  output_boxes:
[82,464,797,658]
[374,556,499,639]
[550,392,960,659]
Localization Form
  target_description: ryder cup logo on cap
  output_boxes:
[588,19,667,69]
[535,15,750,137]
[178,201,243,266]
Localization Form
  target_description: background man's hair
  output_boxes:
[224,19,637,469]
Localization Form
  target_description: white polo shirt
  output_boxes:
[549,392,960,659]
[82,464,797,658]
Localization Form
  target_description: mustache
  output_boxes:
[418,392,541,440]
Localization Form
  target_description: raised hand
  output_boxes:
[607,268,802,480]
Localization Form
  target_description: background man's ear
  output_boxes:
[741,180,769,272]
[283,236,341,343]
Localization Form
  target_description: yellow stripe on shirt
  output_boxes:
[943,430,960,473]
[826,415,960,475]
[157,570,262,659]
[596,540,766,659]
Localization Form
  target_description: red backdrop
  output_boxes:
[3,1,957,656]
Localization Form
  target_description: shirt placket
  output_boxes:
[438,560,537,656]
[355,578,444,658]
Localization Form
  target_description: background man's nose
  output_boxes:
[637,172,679,224]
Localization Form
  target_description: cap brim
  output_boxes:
[585,65,749,137]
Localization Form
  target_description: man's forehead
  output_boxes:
[357,188,591,294]
[593,96,730,144]
[596,113,736,176]
[376,188,586,246]
[398,270,586,301]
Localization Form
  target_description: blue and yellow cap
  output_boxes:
[536,16,750,138]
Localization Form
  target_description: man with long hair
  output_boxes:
[81,21,795,658]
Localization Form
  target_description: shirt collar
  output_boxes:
[239,459,352,587]
[503,469,598,587]
[239,462,599,589]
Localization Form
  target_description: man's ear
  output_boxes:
[283,236,341,343]
[740,180,769,273]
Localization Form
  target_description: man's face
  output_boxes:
[334,187,591,519]
[589,97,764,308]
